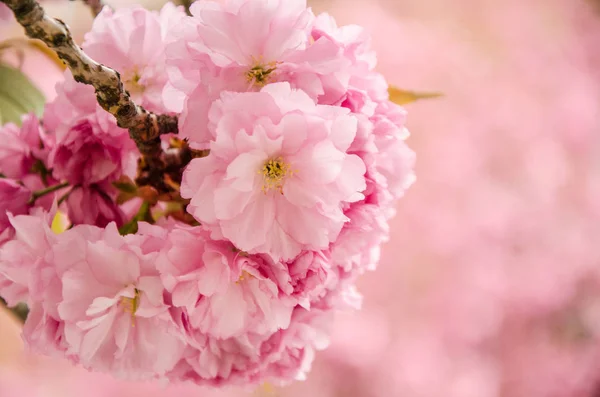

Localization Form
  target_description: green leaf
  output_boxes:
[0,64,45,126]
[388,86,442,105]
[118,201,154,235]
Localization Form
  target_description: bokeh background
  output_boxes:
[2,0,600,396]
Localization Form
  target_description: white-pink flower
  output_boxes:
[181,83,367,260]
[82,3,186,113]
[54,223,185,379]
[157,226,294,340]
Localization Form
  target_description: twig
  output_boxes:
[1,0,179,187]
[178,0,195,16]
[71,0,108,17]
[28,181,69,205]
[0,297,28,323]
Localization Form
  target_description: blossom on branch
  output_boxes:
[83,4,186,113]
[0,0,415,386]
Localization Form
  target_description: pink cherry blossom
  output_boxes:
[284,250,335,308]
[167,305,332,387]
[165,0,354,147]
[257,306,332,383]
[46,77,137,186]
[311,13,389,107]
[181,83,367,260]
[370,101,416,201]
[166,0,313,95]
[22,302,68,357]
[157,226,294,340]
[82,3,186,113]
[53,222,185,379]
[0,0,418,388]
[330,203,388,273]
[44,72,138,227]
[0,114,47,179]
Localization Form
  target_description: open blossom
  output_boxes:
[155,224,341,385]
[165,0,353,148]
[83,4,186,113]
[181,83,367,260]
[51,222,185,379]
[311,12,390,109]
[157,226,294,340]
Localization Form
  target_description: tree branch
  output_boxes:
[177,0,195,16]
[28,181,69,205]
[72,0,108,17]
[1,0,179,188]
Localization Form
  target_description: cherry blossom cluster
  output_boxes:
[0,0,414,386]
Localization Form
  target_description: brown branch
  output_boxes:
[1,0,179,192]
[178,0,195,16]
[73,0,108,17]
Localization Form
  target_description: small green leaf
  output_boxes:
[388,86,442,105]
[119,201,154,235]
[113,181,138,194]
[0,64,45,126]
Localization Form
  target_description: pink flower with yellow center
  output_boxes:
[181,83,367,261]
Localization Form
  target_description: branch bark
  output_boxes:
[178,0,195,16]
[1,0,179,189]
[74,0,107,17]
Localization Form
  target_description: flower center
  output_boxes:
[236,270,253,284]
[260,157,293,194]
[246,57,278,87]
[120,287,140,326]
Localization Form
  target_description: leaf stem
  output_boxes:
[28,181,69,205]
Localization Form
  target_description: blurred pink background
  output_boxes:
[2,0,600,396]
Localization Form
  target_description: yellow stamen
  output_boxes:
[246,56,279,87]
[236,270,253,284]
[120,288,141,327]
[259,157,293,194]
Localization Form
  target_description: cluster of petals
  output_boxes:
[0,0,415,387]
[0,114,55,242]
[43,71,138,227]
[82,4,187,113]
